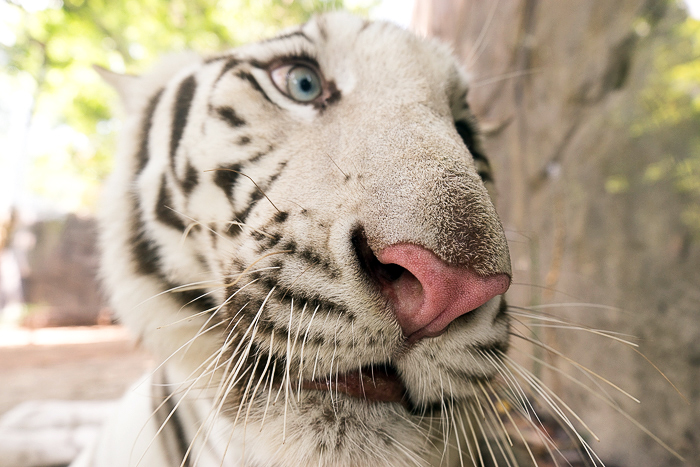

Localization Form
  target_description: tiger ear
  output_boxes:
[93,65,142,113]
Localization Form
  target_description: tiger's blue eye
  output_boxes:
[286,65,322,102]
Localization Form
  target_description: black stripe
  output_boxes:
[454,120,489,165]
[136,88,164,174]
[170,75,197,172]
[273,211,288,223]
[214,163,242,202]
[454,120,493,182]
[163,393,192,467]
[247,145,275,164]
[153,368,192,467]
[215,105,246,127]
[209,227,218,249]
[155,174,186,231]
[230,192,262,231]
[130,196,217,311]
[264,30,313,44]
[203,56,224,64]
[239,271,352,324]
[249,53,320,73]
[478,170,494,184]
[317,20,328,41]
[235,70,278,107]
[181,160,198,195]
[214,57,241,84]
[130,201,163,278]
[313,80,342,111]
[234,162,286,225]
[151,369,179,467]
[177,287,217,311]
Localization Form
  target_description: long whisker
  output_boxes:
[508,307,638,344]
[282,298,295,444]
[504,355,604,466]
[503,352,600,442]
[471,68,546,88]
[486,379,538,467]
[226,250,292,289]
[508,342,620,409]
[188,289,275,466]
[521,302,625,313]
[464,401,486,467]
[166,206,238,248]
[297,304,320,398]
[260,358,277,430]
[512,332,640,403]
[454,403,478,467]
[508,282,580,300]
[446,376,464,467]
[244,329,275,428]
[226,220,276,239]
[481,399,515,467]
[134,324,244,467]
[470,397,498,467]
[630,347,689,404]
[512,348,686,462]
[131,279,222,310]
[477,349,530,417]
[465,0,500,68]
[477,380,513,449]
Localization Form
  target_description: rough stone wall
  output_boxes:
[414,1,699,465]
[22,214,107,327]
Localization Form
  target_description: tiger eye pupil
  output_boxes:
[283,65,322,102]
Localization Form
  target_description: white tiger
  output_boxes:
[74,11,570,467]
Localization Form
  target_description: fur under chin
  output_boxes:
[232,393,453,467]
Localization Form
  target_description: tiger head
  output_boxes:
[99,12,512,466]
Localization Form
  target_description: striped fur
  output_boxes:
[81,12,522,467]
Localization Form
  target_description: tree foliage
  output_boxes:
[0,0,371,212]
[631,11,700,235]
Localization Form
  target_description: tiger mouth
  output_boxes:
[299,364,408,406]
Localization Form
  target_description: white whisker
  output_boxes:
[505,355,604,466]
[470,397,498,467]
[297,304,319,398]
[512,332,640,404]
[282,298,295,444]
[465,0,500,68]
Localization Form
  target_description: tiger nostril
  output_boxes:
[352,227,406,286]
[352,228,510,342]
[377,243,510,342]
[378,262,406,282]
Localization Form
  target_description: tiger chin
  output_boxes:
[75,12,516,467]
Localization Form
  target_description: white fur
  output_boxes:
[81,12,513,467]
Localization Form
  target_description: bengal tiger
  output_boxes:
[72,11,639,467]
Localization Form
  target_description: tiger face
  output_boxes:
[99,12,512,466]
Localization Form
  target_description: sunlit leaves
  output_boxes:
[632,12,700,235]
[0,0,372,212]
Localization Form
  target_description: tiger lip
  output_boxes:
[299,366,408,406]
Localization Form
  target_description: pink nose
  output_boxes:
[376,243,510,342]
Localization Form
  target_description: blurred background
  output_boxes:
[0,0,698,466]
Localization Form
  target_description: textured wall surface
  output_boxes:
[414,1,699,465]
[23,214,107,327]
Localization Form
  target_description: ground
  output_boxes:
[0,326,152,417]
[0,326,593,467]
